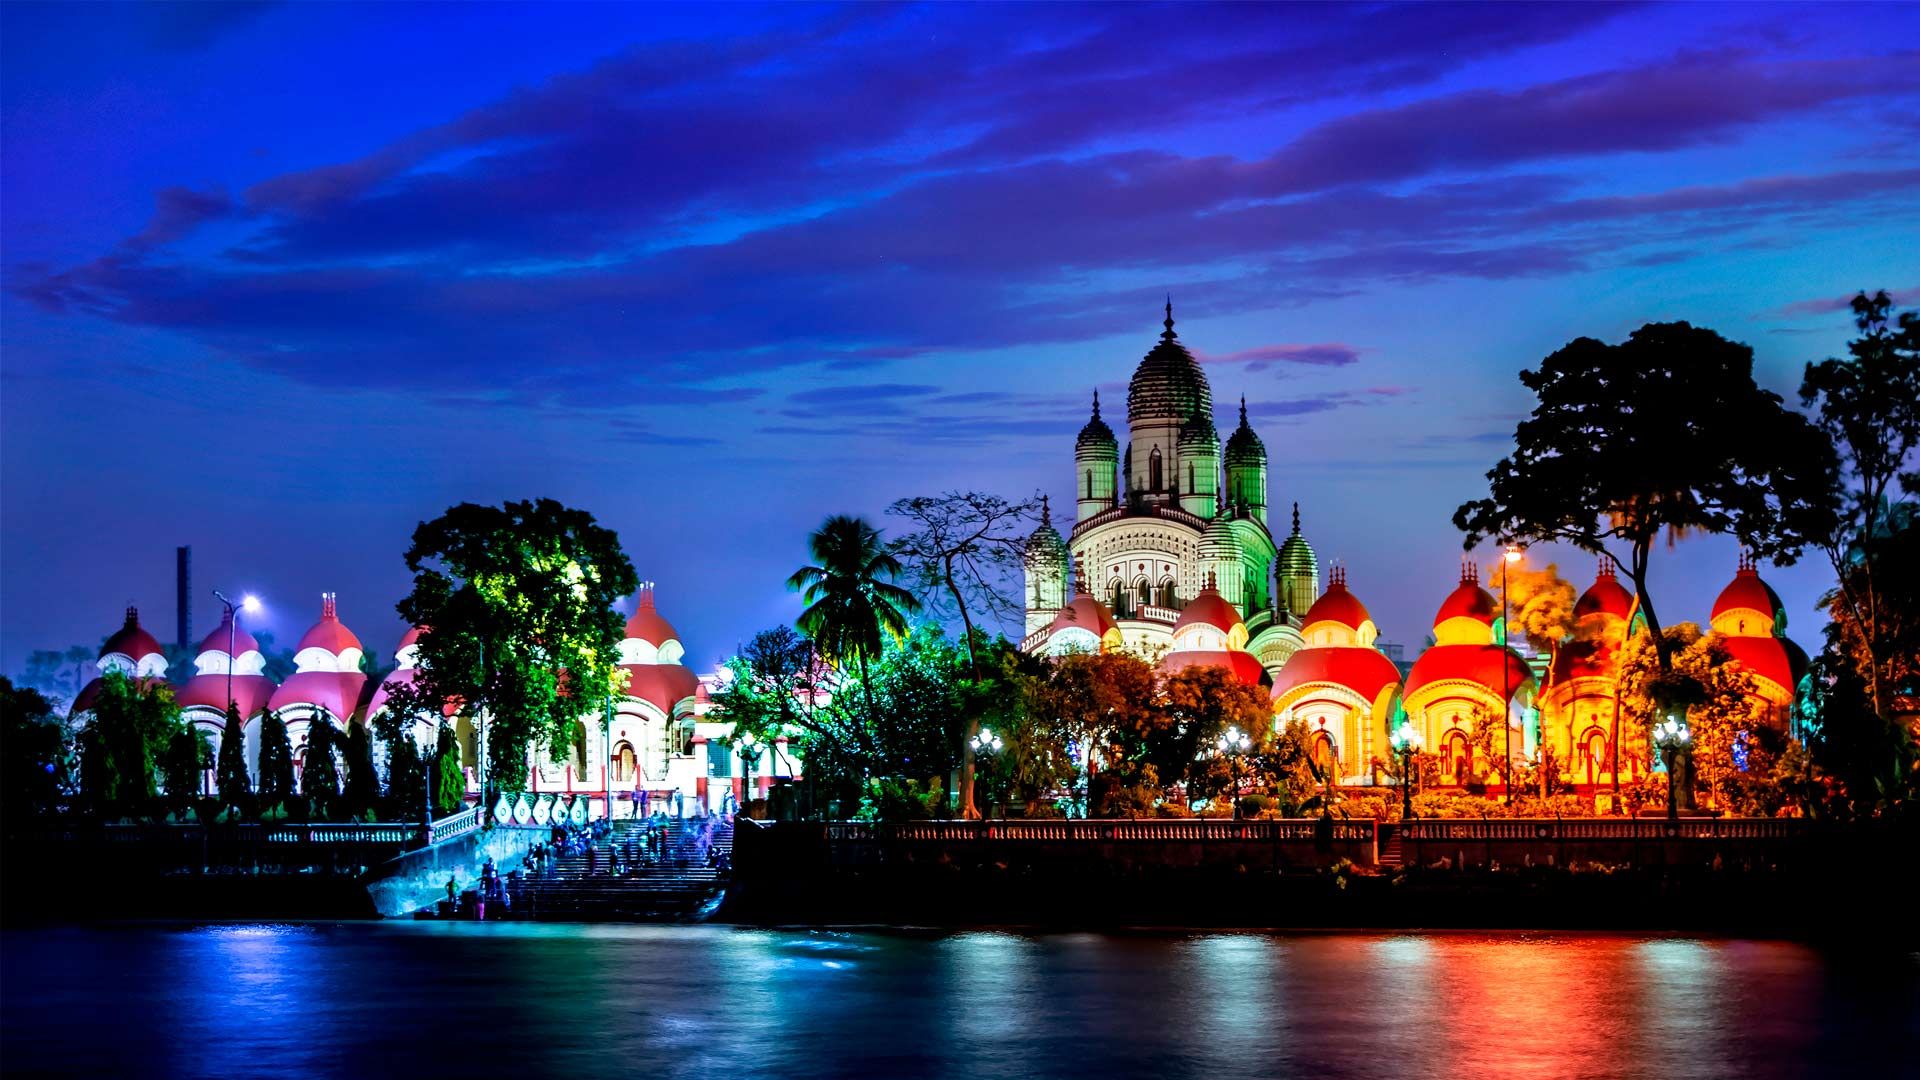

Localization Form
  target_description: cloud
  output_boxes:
[1199,343,1362,371]
[1773,284,1920,317]
[125,187,235,250]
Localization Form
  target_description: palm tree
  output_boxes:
[786,515,921,743]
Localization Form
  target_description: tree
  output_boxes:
[302,716,341,820]
[1029,651,1157,815]
[2,677,70,826]
[160,725,211,814]
[1799,290,1920,719]
[341,720,379,820]
[384,723,427,822]
[256,710,295,813]
[214,703,252,817]
[433,723,466,816]
[77,672,186,818]
[1488,558,1575,661]
[19,646,96,710]
[1616,623,1770,812]
[1149,666,1273,796]
[396,498,639,798]
[787,515,921,744]
[887,491,1040,818]
[1456,321,1839,671]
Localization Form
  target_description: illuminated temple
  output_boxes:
[1022,305,1809,791]
[71,587,784,817]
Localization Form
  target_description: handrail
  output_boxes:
[819,818,1377,843]
[1397,818,1808,842]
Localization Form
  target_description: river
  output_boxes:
[3,924,1916,1078]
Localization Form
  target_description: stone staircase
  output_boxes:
[514,818,733,921]
[1377,825,1404,868]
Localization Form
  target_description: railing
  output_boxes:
[89,809,484,848]
[1398,818,1810,842]
[429,806,482,843]
[263,822,413,844]
[820,818,1377,843]
[1135,605,1180,625]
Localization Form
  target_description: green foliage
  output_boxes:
[396,498,639,793]
[2,677,71,824]
[341,720,379,819]
[78,672,189,817]
[214,703,252,815]
[160,724,210,809]
[1456,321,1839,669]
[788,515,920,670]
[1800,290,1920,718]
[255,710,295,812]
[18,646,95,711]
[302,717,341,820]
[433,723,466,816]
[384,725,428,821]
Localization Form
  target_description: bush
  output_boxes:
[1153,801,1194,818]
[1236,794,1277,818]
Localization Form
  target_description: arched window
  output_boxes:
[1311,732,1336,774]
[1149,447,1163,491]
[1136,578,1152,611]
[1580,729,1607,785]
[1445,731,1471,783]
[1156,579,1177,608]
[1187,463,1195,492]
[1110,582,1129,617]
[1085,470,1092,499]
[612,740,638,784]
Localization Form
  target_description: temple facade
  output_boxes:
[69,589,792,818]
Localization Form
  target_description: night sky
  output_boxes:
[4,2,1917,676]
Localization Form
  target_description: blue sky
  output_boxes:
[3,1,1917,672]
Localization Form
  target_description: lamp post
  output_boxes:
[738,733,759,817]
[1653,715,1690,822]
[969,727,1004,817]
[210,590,260,799]
[1217,725,1251,818]
[1500,544,1522,805]
[1390,720,1421,821]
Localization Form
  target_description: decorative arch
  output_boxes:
[611,739,638,784]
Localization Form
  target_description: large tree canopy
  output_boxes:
[1456,321,1837,669]
[396,498,638,794]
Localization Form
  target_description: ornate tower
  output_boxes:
[1199,509,1240,609]
[1177,408,1220,519]
[1125,300,1212,508]
[1075,390,1119,522]
[1276,503,1319,617]
[1223,395,1268,526]
[1024,496,1070,635]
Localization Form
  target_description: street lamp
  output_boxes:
[1653,714,1690,822]
[738,733,759,817]
[1217,725,1251,818]
[210,590,262,715]
[1500,544,1522,805]
[1389,720,1421,821]
[968,728,1003,817]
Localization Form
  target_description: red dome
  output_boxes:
[1174,587,1242,636]
[1575,569,1635,621]
[623,663,700,714]
[365,667,459,718]
[625,589,681,648]
[295,594,363,657]
[1404,643,1533,700]
[1301,581,1371,630]
[268,670,369,718]
[1712,566,1782,626]
[176,673,277,719]
[1271,646,1401,704]
[397,625,427,651]
[1433,580,1497,627]
[196,611,261,658]
[1050,593,1118,640]
[1161,649,1267,687]
[100,607,165,662]
[1723,635,1796,695]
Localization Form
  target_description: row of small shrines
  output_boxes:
[69,560,1801,805]
[68,587,785,817]
[1027,557,1805,787]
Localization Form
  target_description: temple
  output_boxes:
[1020,305,1811,793]
[70,589,788,818]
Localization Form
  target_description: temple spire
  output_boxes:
[1291,501,1301,534]
[1039,494,1051,526]
[1161,296,1176,340]
[1091,388,1101,418]
[1239,394,1248,426]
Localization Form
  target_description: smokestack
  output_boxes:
[176,546,192,649]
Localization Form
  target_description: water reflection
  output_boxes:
[3,925,1914,1079]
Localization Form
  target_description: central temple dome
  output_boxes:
[1127,301,1212,425]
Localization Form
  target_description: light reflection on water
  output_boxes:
[4,923,1916,1079]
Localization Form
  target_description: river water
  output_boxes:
[3,924,1916,1079]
